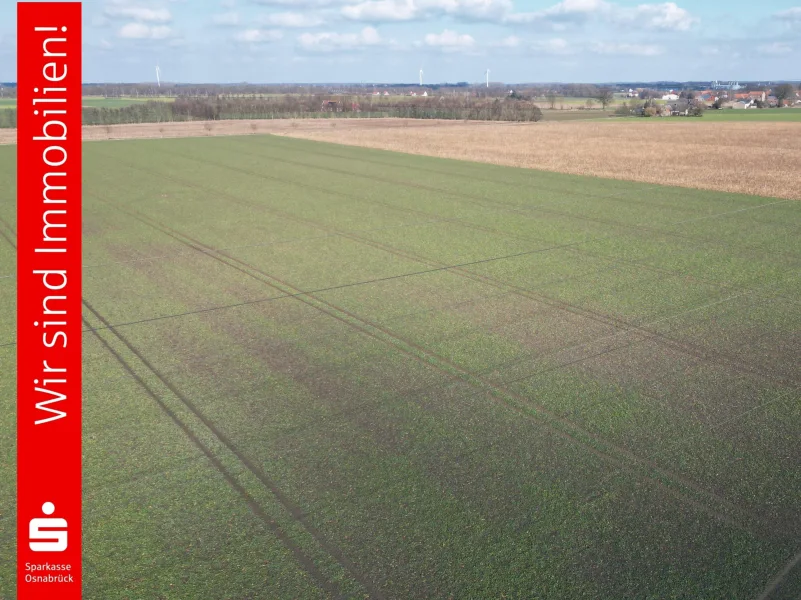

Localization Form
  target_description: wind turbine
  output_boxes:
[485,68,489,88]
[419,67,423,86]
[155,64,161,88]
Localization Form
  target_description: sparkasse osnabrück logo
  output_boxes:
[29,502,68,552]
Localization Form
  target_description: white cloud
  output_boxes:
[506,0,696,31]
[531,37,576,54]
[614,2,697,31]
[234,28,284,42]
[117,23,174,39]
[212,11,241,26]
[774,7,801,22]
[757,42,793,55]
[221,0,236,7]
[492,35,520,47]
[104,5,172,23]
[297,26,382,51]
[438,0,512,20]
[255,0,347,7]
[544,0,609,16]
[423,29,475,50]
[506,0,610,25]
[342,0,511,22]
[343,0,417,21]
[591,41,664,55]
[260,12,325,27]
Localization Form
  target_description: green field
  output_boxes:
[540,108,616,120]
[703,108,801,122]
[81,96,176,109]
[0,96,177,111]
[1,135,800,599]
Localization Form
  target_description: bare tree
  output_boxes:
[773,83,795,107]
[596,88,615,110]
[546,92,558,110]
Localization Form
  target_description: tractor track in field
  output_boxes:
[88,142,800,316]
[97,151,801,391]
[80,311,346,600]
[238,138,801,304]
[170,152,800,387]
[81,299,384,600]
[206,140,800,264]
[0,214,16,235]
[206,141,801,306]
[125,141,801,308]
[249,135,801,232]
[756,548,801,600]
[0,229,14,250]
[95,192,781,545]
[0,215,16,250]
[86,142,801,309]
[242,136,710,215]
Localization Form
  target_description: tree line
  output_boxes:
[1,95,546,128]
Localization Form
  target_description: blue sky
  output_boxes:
[0,0,799,83]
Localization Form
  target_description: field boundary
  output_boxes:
[0,118,507,145]
[3,116,799,199]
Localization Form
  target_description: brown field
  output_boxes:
[275,119,801,200]
[2,117,799,198]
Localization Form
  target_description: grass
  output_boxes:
[0,135,800,599]
[81,96,176,109]
[0,96,178,110]
[703,108,801,122]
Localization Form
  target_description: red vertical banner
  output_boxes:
[17,3,82,599]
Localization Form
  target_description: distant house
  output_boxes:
[665,99,696,115]
[662,93,679,101]
[383,91,390,96]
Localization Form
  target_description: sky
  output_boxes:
[0,0,799,84]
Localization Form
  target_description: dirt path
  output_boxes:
[0,118,454,145]
[3,117,800,199]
